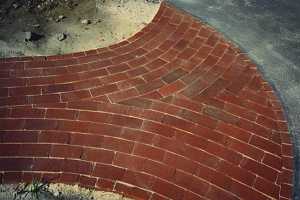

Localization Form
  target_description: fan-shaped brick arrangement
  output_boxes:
[0,2,294,200]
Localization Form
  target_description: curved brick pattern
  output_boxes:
[0,2,294,200]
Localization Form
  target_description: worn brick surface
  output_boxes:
[0,2,293,200]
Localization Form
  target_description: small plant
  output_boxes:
[13,179,51,200]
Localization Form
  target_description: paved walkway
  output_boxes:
[0,2,294,200]
[169,0,300,199]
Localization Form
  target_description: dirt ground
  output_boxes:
[0,0,160,57]
[0,183,133,200]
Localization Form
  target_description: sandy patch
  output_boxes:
[0,0,160,57]
[0,183,133,200]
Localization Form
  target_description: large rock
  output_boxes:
[25,31,43,42]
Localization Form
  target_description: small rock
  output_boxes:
[53,191,59,197]
[57,33,67,41]
[25,31,33,41]
[32,24,40,28]
[81,19,91,25]
[145,0,160,3]
[12,3,20,9]
[58,15,65,20]
[96,19,102,23]
[56,15,65,22]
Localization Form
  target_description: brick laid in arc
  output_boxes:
[0,2,293,200]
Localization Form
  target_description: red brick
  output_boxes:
[278,169,293,184]
[280,183,292,198]
[142,159,175,181]
[205,141,243,165]
[43,83,73,93]
[237,118,271,139]
[181,78,208,97]
[262,153,282,170]
[211,43,228,57]
[22,172,43,183]
[282,156,293,170]
[38,130,69,143]
[42,173,61,183]
[249,135,281,155]
[58,120,91,133]
[178,48,197,59]
[256,115,278,130]
[203,106,239,124]
[143,67,169,82]
[9,86,41,96]
[20,143,51,157]
[24,119,58,130]
[59,173,79,184]
[51,144,83,159]
[113,153,145,171]
[224,103,257,121]
[190,125,225,146]
[0,144,20,156]
[164,152,197,174]
[127,66,148,76]
[110,114,143,129]
[108,88,139,103]
[244,100,275,119]
[29,94,61,104]
[151,193,169,200]
[133,143,165,161]
[254,177,280,198]
[79,175,97,188]
[218,160,256,186]
[96,178,115,191]
[173,169,193,188]
[122,170,156,190]
[82,147,114,163]
[216,121,251,142]
[230,180,271,200]
[107,63,130,74]
[46,108,78,120]
[136,79,165,94]
[101,137,134,153]
[11,108,45,118]
[114,182,152,200]
[206,186,239,200]
[189,176,211,196]
[3,172,23,183]
[33,158,64,172]
[0,119,26,130]
[228,138,264,161]
[121,128,154,144]
[282,144,293,157]
[240,158,278,182]
[63,159,93,175]
[117,78,146,90]
[1,130,39,143]
[153,178,185,200]
[70,133,104,147]
[142,120,176,138]
[159,80,185,97]
[0,158,33,171]
[93,163,125,180]
[61,90,91,101]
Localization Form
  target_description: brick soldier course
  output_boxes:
[0,2,294,200]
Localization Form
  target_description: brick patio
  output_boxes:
[0,2,294,200]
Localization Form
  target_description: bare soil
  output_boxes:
[0,183,133,200]
[0,0,160,57]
